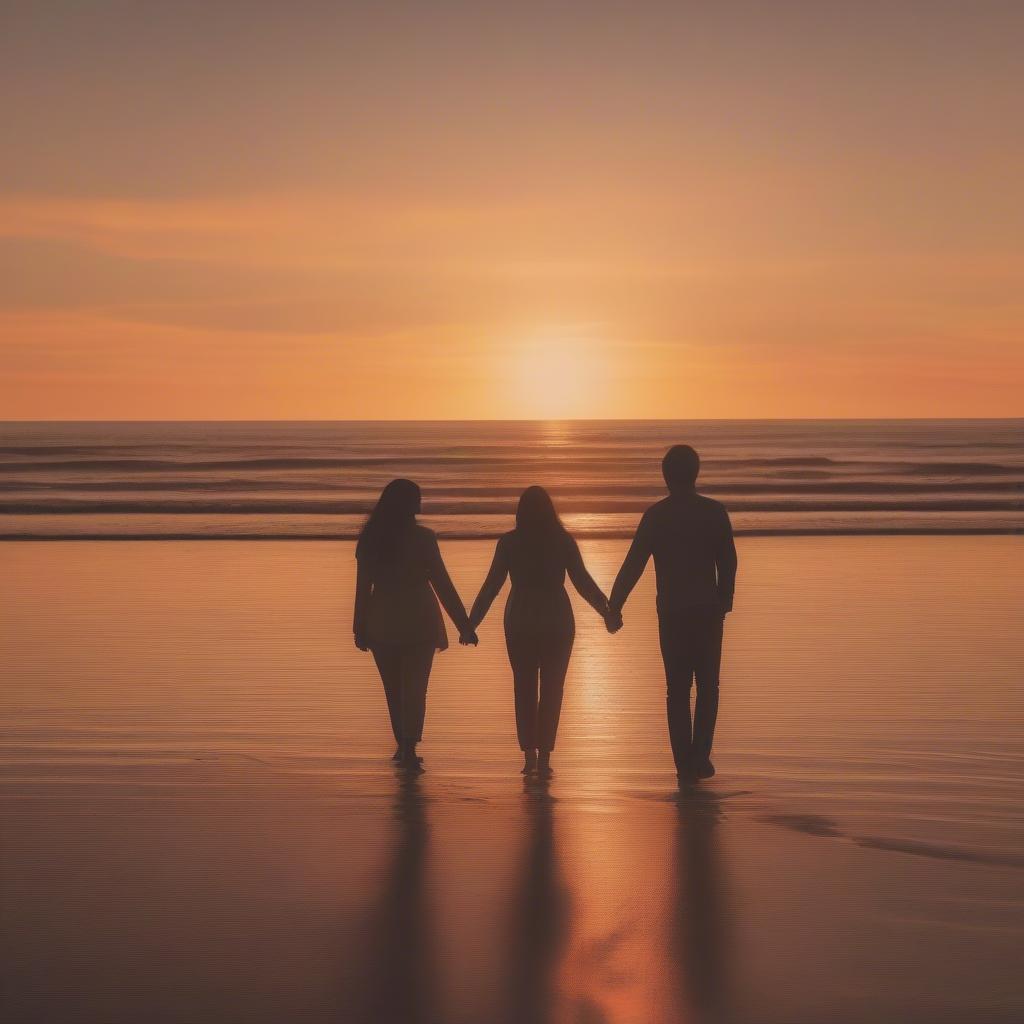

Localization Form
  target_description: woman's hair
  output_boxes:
[357,478,421,561]
[515,485,568,546]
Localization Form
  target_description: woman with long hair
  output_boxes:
[354,478,477,772]
[468,485,610,776]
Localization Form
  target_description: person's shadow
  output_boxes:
[496,778,572,1024]
[349,774,439,1024]
[669,787,731,1023]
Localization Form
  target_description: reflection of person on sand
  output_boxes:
[607,446,737,784]
[498,781,571,1024]
[349,776,440,1024]
[670,788,731,1023]
[353,478,477,773]
[469,486,610,777]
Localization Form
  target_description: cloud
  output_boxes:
[1,184,1021,417]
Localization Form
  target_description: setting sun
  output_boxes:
[507,330,611,419]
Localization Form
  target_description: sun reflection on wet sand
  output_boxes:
[496,781,572,1024]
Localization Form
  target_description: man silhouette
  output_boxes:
[607,445,737,783]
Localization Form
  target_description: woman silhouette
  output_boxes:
[354,479,477,772]
[469,486,610,776]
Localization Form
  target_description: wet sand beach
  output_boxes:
[2,537,1023,1022]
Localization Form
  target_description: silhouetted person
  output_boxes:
[469,486,610,776]
[607,446,737,783]
[354,478,477,772]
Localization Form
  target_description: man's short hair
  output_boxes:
[662,444,700,489]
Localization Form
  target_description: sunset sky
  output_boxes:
[2,2,1022,419]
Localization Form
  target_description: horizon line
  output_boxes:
[2,416,1022,425]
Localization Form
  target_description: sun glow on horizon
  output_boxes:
[506,330,613,420]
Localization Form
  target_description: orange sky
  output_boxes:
[2,3,1022,419]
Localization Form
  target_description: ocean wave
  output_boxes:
[3,496,1022,515]
[0,454,844,470]
[3,455,1022,477]
[2,422,1019,535]
[1,478,1020,495]
[3,527,1019,540]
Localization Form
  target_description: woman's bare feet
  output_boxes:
[537,752,553,778]
[522,749,538,775]
[398,741,425,773]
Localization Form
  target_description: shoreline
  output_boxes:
[3,526,1022,541]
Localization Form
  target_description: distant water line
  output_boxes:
[1,420,1021,539]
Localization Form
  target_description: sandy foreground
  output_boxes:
[2,538,1022,1023]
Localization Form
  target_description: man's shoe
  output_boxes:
[695,759,715,780]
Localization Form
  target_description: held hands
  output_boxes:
[604,607,624,634]
[596,597,623,634]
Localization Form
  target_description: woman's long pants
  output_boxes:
[372,643,436,743]
[506,628,574,752]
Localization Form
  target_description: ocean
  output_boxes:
[1,419,1021,539]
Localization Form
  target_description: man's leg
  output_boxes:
[691,607,724,767]
[658,616,696,774]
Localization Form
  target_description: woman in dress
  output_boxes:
[468,486,610,777]
[354,479,477,772]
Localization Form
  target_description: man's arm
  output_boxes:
[716,506,737,613]
[609,511,654,614]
